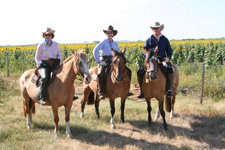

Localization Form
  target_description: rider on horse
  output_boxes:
[137,22,175,98]
[92,25,120,100]
[35,28,61,105]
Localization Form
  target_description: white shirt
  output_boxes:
[35,41,62,67]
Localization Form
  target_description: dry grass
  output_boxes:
[0,77,225,150]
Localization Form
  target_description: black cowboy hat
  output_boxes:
[103,25,118,36]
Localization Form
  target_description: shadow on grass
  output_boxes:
[33,123,179,149]
[127,114,225,149]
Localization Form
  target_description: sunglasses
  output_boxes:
[107,32,113,34]
[45,34,52,37]
[152,27,159,30]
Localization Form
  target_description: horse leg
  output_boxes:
[23,96,32,129]
[159,99,167,130]
[52,106,59,137]
[146,98,152,126]
[170,96,175,119]
[154,107,160,121]
[109,98,116,129]
[65,103,73,138]
[120,96,127,123]
[95,95,100,119]
[80,86,92,118]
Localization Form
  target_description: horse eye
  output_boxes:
[113,61,117,64]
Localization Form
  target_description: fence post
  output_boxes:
[200,63,205,104]
[22,55,25,73]
[7,56,9,77]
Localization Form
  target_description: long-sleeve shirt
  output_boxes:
[144,35,173,59]
[93,39,119,63]
[35,41,62,67]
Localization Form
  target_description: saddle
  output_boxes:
[31,59,59,87]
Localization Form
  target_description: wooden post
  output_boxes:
[7,56,9,77]
[22,55,25,73]
[200,63,205,104]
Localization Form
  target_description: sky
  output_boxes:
[0,0,225,45]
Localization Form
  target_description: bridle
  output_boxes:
[59,54,86,81]
[111,56,129,82]
[145,55,159,80]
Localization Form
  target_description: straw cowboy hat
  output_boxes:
[42,28,55,37]
[150,22,164,31]
[103,25,118,36]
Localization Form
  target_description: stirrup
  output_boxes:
[99,93,105,100]
[39,99,46,105]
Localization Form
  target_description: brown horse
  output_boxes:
[80,49,131,129]
[142,47,179,130]
[19,51,91,137]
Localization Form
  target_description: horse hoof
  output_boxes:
[67,133,74,138]
[55,134,59,138]
[80,113,84,119]
[111,125,116,129]
[27,126,31,130]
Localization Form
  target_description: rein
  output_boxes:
[145,56,159,76]
[111,64,129,82]
[59,54,85,81]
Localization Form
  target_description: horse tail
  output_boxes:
[87,90,95,105]
[31,100,36,115]
[165,96,171,112]
[23,100,27,117]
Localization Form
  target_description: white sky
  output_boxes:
[0,0,225,45]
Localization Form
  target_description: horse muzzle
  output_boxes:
[146,72,157,82]
[116,75,123,82]
[84,74,92,84]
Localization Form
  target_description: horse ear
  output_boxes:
[122,48,126,55]
[111,50,116,56]
[79,49,84,53]
[154,46,158,54]
[71,50,75,54]
[143,48,148,55]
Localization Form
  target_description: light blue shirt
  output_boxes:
[93,39,119,63]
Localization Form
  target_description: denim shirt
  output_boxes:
[93,39,119,63]
[144,35,172,59]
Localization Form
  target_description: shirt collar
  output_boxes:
[153,34,162,41]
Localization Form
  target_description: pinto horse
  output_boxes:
[142,47,179,130]
[80,49,131,129]
[19,51,91,137]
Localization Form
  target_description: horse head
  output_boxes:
[72,50,92,84]
[111,48,127,83]
[144,46,159,82]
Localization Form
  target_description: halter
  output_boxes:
[111,55,128,82]
[145,56,159,79]
[59,54,85,81]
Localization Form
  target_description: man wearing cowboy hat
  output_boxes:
[93,25,119,100]
[137,22,174,98]
[35,27,61,105]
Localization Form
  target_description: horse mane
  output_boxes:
[145,50,153,64]
[62,55,74,65]
[113,51,126,63]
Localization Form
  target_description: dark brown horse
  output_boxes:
[19,51,91,137]
[80,49,131,129]
[142,47,179,130]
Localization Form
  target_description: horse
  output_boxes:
[19,51,91,137]
[141,47,179,130]
[80,49,131,129]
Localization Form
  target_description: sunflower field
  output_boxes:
[0,39,225,99]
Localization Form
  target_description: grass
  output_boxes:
[0,77,225,150]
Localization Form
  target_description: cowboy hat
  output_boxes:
[150,22,164,31]
[42,28,55,35]
[103,25,118,36]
